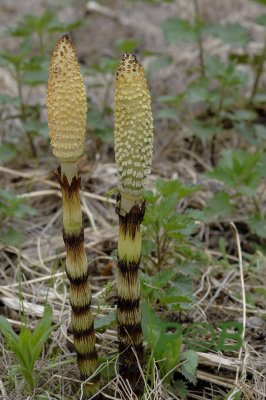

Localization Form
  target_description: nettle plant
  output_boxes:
[0,11,81,159]
[155,0,266,161]
[0,189,37,246]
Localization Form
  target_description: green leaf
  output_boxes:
[190,120,220,144]
[17,328,34,369]
[247,214,266,239]
[207,150,261,196]
[0,316,19,343]
[94,311,116,331]
[0,94,20,105]
[181,350,198,384]
[161,18,197,45]
[158,94,183,106]
[226,109,257,122]
[156,179,199,199]
[253,93,266,103]
[115,38,140,53]
[190,191,235,223]
[256,14,266,25]
[87,98,113,143]
[141,303,182,379]
[156,108,179,121]
[0,142,17,162]
[0,228,23,246]
[251,0,266,5]
[207,23,249,47]
[148,55,172,73]
[185,77,220,106]
[31,305,53,361]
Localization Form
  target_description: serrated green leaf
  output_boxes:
[156,108,179,120]
[0,142,17,162]
[115,38,140,53]
[252,93,266,103]
[207,23,249,47]
[247,214,266,239]
[227,109,257,122]
[191,191,235,223]
[141,303,182,379]
[251,0,266,5]
[181,350,198,384]
[0,228,23,246]
[190,120,220,144]
[148,55,172,73]
[155,179,199,199]
[161,18,197,45]
[256,13,266,25]
[94,311,116,331]
[207,150,261,196]
[185,78,210,103]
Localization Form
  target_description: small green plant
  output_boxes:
[0,305,53,393]
[0,189,37,246]
[142,179,206,272]
[0,11,81,158]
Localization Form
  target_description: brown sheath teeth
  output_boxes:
[71,302,92,315]
[117,259,140,274]
[117,297,140,311]
[65,270,89,285]
[73,325,95,339]
[77,349,98,362]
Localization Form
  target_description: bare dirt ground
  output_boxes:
[0,1,266,399]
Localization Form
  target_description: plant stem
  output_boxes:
[193,0,205,77]
[211,87,225,166]
[55,162,100,399]
[115,192,145,397]
[16,67,37,158]
[249,35,266,104]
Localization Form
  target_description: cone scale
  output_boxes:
[114,53,153,396]
[47,34,99,398]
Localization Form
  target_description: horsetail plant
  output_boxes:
[47,34,99,397]
[114,53,153,395]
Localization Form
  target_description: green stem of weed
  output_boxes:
[249,36,266,104]
[16,67,37,158]
[193,0,205,77]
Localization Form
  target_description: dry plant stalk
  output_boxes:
[114,53,153,396]
[47,34,99,397]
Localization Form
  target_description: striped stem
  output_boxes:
[116,193,146,396]
[55,163,99,398]
[114,53,153,396]
[47,34,101,397]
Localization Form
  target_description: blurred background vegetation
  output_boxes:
[0,1,266,399]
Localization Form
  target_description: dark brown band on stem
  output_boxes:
[118,322,143,341]
[117,198,146,239]
[117,258,140,274]
[77,349,98,362]
[118,342,144,397]
[73,324,95,339]
[71,302,92,315]
[54,167,99,395]
[55,167,81,195]
[117,297,140,311]
[66,270,89,285]
[63,228,84,248]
